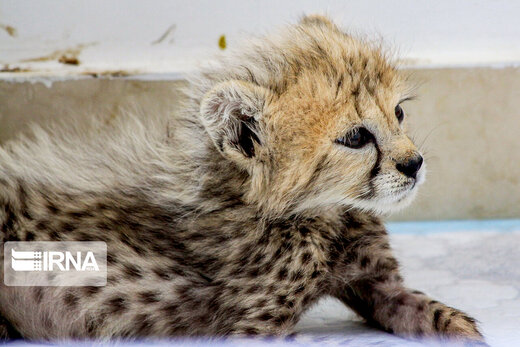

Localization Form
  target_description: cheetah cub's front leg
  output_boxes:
[332,227,483,342]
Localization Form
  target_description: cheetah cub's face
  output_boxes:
[199,16,425,215]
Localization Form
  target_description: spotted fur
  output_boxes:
[0,15,482,342]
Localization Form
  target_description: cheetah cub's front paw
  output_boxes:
[432,307,484,343]
[444,316,483,342]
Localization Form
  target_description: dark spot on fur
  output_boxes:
[463,315,476,324]
[228,286,239,296]
[1,203,18,238]
[433,309,443,330]
[17,184,31,220]
[34,287,43,303]
[311,270,321,279]
[301,252,312,265]
[299,226,311,237]
[375,257,398,273]
[277,295,287,305]
[246,285,261,294]
[162,302,179,315]
[106,253,117,265]
[277,267,288,281]
[46,201,59,214]
[282,241,293,253]
[119,233,146,255]
[106,296,127,314]
[335,75,344,98]
[351,84,360,97]
[302,294,313,306]
[258,312,273,321]
[35,220,49,231]
[83,286,100,296]
[95,221,109,230]
[68,210,93,219]
[262,261,273,274]
[255,298,268,308]
[107,275,118,284]
[274,313,291,325]
[21,209,32,221]
[290,270,304,282]
[86,312,107,336]
[62,222,75,232]
[0,315,21,339]
[360,256,371,268]
[138,290,161,303]
[207,294,221,312]
[244,327,259,335]
[272,247,283,262]
[64,291,79,308]
[96,202,109,211]
[248,267,260,278]
[134,313,154,335]
[253,253,264,264]
[123,264,142,278]
[48,230,61,241]
[152,267,171,280]
[76,232,96,242]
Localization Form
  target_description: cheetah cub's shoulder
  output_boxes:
[0,15,482,342]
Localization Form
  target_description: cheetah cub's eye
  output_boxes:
[395,104,405,123]
[335,127,373,149]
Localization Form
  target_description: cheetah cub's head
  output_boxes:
[198,15,425,215]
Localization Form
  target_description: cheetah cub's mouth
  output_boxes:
[371,159,427,207]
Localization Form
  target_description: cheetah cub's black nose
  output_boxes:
[396,155,423,179]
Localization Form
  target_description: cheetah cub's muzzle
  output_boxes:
[333,102,427,215]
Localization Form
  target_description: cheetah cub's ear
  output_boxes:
[200,80,269,165]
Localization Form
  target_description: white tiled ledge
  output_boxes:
[2,53,520,88]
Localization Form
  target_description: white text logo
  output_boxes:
[4,242,107,286]
[11,249,100,272]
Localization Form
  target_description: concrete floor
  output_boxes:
[0,67,519,221]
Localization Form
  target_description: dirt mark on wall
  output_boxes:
[152,24,176,45]
[21,43,97,66]
[0,23,17,37]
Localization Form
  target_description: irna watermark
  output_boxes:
[3,241,107,286]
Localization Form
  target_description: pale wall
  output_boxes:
[2,0,520,77]
[393,67,520,220]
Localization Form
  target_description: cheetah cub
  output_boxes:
[0,15,482,342]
